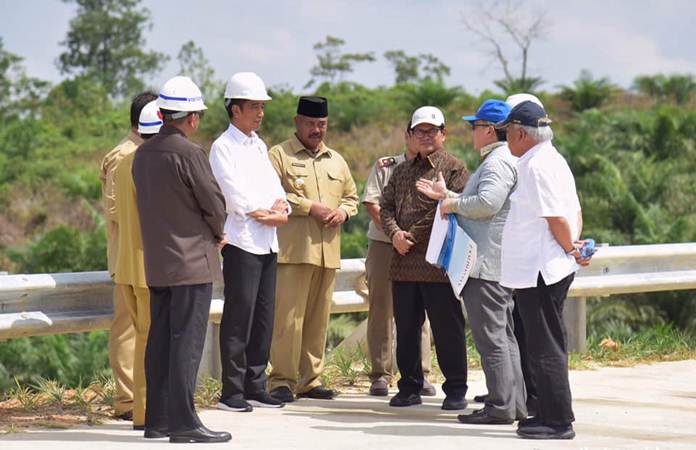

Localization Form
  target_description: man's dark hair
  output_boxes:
[495,128,507,142]
[225,98,248,119]
[130,91,158,128]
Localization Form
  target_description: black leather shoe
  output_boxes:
[420,380,437,396]
[114,410,133,421]
[457,408,513,425]
[297,386,337,400]
[518,416,542,427]
[473,394,489,403]
[389,392,422,407]
[442,396,468,410]
[144,427,169,439]
[246,391,285,408]
[517,423,575,440]
[169,427,232,443]
[270,386,295,403]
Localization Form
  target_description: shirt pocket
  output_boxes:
[326,170,345,199]
[285,165,309,195]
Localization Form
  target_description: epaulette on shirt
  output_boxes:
[378,156,397,168]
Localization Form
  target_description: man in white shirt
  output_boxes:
[496,101,592,440]
[209,72,289,412]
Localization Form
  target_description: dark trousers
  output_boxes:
[392,281,468,397]
[145,283,211,432]
[219,245,277,401]
[513,293,538,407]
[516,273,575,426]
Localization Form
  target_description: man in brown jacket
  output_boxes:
[267,96,359,403]
[132,76,230,444]
[380,106,469,410]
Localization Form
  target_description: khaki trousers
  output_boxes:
[366,240,432,383]
[116,284,150,426]
[269,263,335,394]
[108,285,135,415]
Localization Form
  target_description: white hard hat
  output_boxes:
[506,93,544,108]
[411,106,445,128]
[224,72,271,101]
[156,76,207,117]
[138,100,162,135]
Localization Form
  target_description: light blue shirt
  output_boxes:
[447,142,517,282]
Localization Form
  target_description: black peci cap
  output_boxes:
[297,96,328,118]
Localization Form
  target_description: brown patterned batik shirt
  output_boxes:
[380,149,469,283]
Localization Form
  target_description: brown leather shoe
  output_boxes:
[369,379,389,396]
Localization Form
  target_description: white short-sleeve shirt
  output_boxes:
[209,124,288,255]
[500,140,581,289]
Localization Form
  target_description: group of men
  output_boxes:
[100,70,592,443]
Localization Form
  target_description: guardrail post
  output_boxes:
[198,322,221,380]
[563,297,587,353]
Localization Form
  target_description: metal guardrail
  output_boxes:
[2,243,696,348]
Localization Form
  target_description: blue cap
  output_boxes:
[495,100,552,128]
[462,99,511,124]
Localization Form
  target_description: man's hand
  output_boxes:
[392,230,415,256]
[440,198,456,217]
[255,210,288,227]
[415,171,447,200]
[217,234,230,250]
[570,239,595,267]
[309,202,332,221]
[271,198,289,214]
[323,208,348,227]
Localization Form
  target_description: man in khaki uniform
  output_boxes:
[268,96,359,402]
[99,91,157,420]
[362,121,435,397]
[111,100,161,429]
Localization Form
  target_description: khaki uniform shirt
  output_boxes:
[362,153,406,243]
[113,150,147,288]
[380,149,468,283]
[133,125,226,287]
[99,131,143,276]
[268,134,359,269]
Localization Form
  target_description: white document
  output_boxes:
[426,202,477,296]
[426,202,448,264]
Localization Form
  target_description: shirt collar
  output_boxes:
[226,123,258,145]
[518,139,551,163]
[479,141,505,160]
[127,129,144,146]
[290,133,328,157]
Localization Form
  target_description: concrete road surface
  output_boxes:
[2,359,695,449]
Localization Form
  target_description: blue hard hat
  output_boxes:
[462,99,511,124]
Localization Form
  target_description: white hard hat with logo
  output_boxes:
[506,93,544,108]
[224,72,272,101]
[138,100,163,135]
[157,76,207,118]
[410,106,445,128]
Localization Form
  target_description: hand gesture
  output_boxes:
[416,171,447,200]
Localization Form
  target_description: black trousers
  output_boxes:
[392,281,468,397]
[513,293,538,406]
[219,245,277,401]
[145,283,211,432]
[516,273,575,426]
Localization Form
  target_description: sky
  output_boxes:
[2,0,696,95]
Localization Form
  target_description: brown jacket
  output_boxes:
[132,125,226,287]
[268,135,359,269]
[380,149,468,283]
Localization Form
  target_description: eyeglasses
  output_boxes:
[470,122,493,130]
[412,128,441,138]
